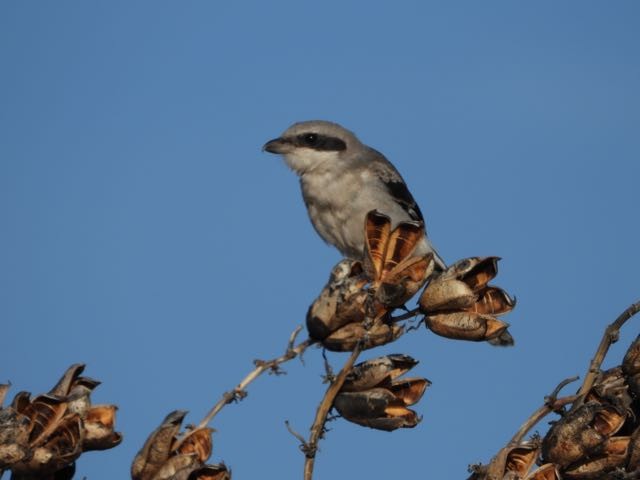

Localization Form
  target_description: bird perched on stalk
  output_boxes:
[263,120,445,269]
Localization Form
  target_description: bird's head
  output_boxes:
[263,120,362,175]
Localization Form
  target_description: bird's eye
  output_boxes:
[302,133,318,146]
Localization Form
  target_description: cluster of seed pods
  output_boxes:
[0,364,121,479]
[307,211,516,351]
[131,411,229,480]
[305,210,515,432]
[469,334,640,479]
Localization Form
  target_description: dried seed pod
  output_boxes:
[420,257,514,314]
[425,312,510,343]
[456,256,500,290]
[177,427,214,463]
[587,367,633,414]
[188,463,231,480]
[419,278,477,312]
[151,452,201,480]
[48,364,88,398]
[470,286,515,316]
[364,211,433,307]
[335,356,429,432]
[0,384,10,407]
[335,388,421,431]
[419,256,515,346]
[626,424,640,471]
[341,354,418,392]
[12,413,83,476]
[563,436,630,479]
[504,443,539,477]
[131,410,188,480]
[541,403,626,467]
[306,260,369,340]
[321,321,403,352]
[487,330,515,347]
[21,394,69,447]
[0,408,30,468]
[523,463,559,480]
[11,391,31,414]
[83,405,122,451]
[623,335,640,399]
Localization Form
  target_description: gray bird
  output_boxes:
[263,120,445,269]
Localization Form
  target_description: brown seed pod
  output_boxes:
[21,394,69,447]
[48,364,88,398]
[563,436,630,479]
[623,335,640,399]
[364,211,433,307]
[83,405,123,451]
[0,384,10,407]
[425,312,510,343]
[469,286,515,316]
[626,424,640,471]
[131,410,188,480]
[334,381,428,432]
[11,413,83,476]
[504,443,539,477]
[188,463,231,480]
[419,278,477,313]
[586,366,633,414]
[177,427,214,464]
[0,408,30,468]
[306,260,369,340]
[321,321,403,352]
[541,403,626,467]
[335,355,429,432]
[419,256,515,346]
[151,452,201,480]
[341,354,419,392]
[523,463,559,480]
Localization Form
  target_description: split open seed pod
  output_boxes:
[11,413,84,477]
[132,411,224,480]
[419,257,515,345]
[541,402,626,467]
[523,463,560,480]
[83,404,122,451]
[334,355,430,431]
[341,354,419,392]
[321,321,403,352]
[188,463,231,480]
[586,366,633,414]
[306,260,370,340]
[503,442,540,478]
[0,365,121,478]
[364,210,434,308]
[623,335,640,399]
[563,436,631,479]
[425,312,510,343]
[419,257,510,312]
[624,423,640,472]
[178,427,214,464]
[132,410,188,480]
[0,407,30,468]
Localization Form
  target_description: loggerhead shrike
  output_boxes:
[263,120,446,269]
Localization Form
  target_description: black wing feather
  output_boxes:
[383,180,424,222]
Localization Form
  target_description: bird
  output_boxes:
[263,120,445,269]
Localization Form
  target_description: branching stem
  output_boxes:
[303,345,362,480]
[174,326,315,450]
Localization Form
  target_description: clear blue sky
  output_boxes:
[1,2,639,478]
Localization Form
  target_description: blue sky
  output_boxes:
[1,2,639,478]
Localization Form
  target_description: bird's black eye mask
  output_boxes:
[293,133,347,151]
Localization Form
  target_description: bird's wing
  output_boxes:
[367,149,424,223]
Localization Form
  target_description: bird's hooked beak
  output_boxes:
[263,137,293,154]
